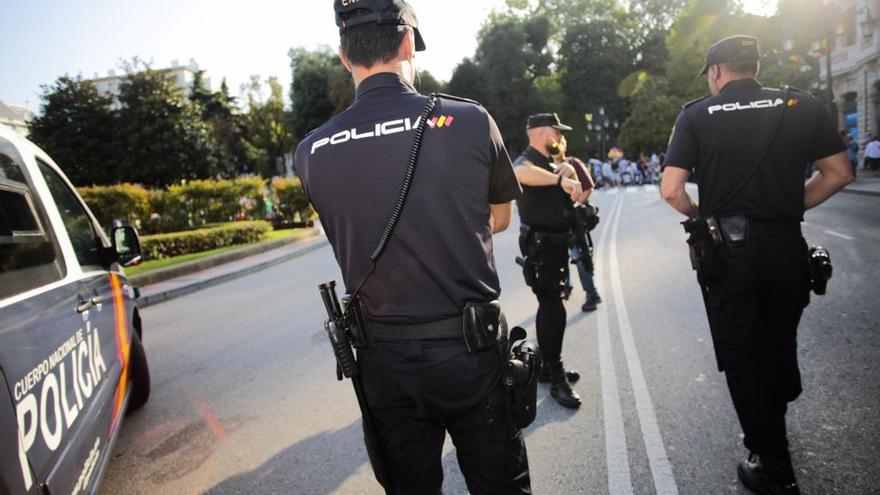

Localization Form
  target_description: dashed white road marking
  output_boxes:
[824,230,855,241]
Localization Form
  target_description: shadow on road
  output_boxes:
[204,419,369,495]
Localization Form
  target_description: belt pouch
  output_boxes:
[462,301,506,353]
[719,215,748,249]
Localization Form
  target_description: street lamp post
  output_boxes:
[585,106,619,159]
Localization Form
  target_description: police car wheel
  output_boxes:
[127,331,150,412]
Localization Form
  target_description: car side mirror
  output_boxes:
[111,226,142,267]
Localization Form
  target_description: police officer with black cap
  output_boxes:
[294,1,532,494]
[661,35,852,494]
[514,113,592,409]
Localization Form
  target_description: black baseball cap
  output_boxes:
[334,0,426,52]
[527,113,573,132]
[699,35,760,76]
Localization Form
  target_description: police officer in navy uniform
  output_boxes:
[514,113,591,409]
[294,1,531,494]
[661,35,852,494]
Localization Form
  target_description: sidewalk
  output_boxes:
[844,169,880,197]
[136,234,329,308]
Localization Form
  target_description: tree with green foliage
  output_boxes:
[28,77,118,185]
[115,61,218,186]
[241,76,294,178]
[190,73,251,177]
[557,19,634,157]
[289,47,349,140]
[448,16,553,153]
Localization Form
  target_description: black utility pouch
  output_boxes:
[462,300,507,353]
[719,215,748,250]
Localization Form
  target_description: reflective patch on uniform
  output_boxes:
[707,98,785,115]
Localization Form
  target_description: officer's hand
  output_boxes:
[560,177,583,200]
[555,162,577,179]
[573,189,592,205]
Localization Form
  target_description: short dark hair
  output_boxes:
[340,9,406,69]
[721,60,759,76]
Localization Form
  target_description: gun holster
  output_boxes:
[516,225,541,288]
[682,217,725,281]
[342,294,374,349]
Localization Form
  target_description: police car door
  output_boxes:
[31,154,125,495]
[0,134,79,494]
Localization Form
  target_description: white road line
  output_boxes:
[824,230,855,241]
[595,193,635,495]
[608,191,680,495]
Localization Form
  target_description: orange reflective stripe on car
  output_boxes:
[108,273,130,435]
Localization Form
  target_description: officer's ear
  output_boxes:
[338,46,353,74]
[398,27,416,61]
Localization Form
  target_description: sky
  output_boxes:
[0,0,778,112]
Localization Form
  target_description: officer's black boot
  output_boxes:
[538,363,580,384]
[737,452,801,495]
[547,361,581,409]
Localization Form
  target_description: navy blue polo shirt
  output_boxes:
[664,79,845,221]
[515,146,573,232]
[294,73,521,324]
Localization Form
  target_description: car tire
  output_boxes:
[127,331,150,412]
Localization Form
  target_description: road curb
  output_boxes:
[129,228,320,287]
[136,237,329,308]
[841,187,880,197]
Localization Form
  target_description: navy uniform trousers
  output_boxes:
[358,337,531,495]
[701,223,810,460]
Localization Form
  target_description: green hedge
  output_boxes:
[139,221,272,260]
[272,177,315,224]
[78,183,150,231]
[78,176,314,234]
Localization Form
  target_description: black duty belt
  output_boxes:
[368,315,463,341]
[520,224,570,246]
[743,219,801,239]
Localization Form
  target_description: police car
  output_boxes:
[0,124,150,494]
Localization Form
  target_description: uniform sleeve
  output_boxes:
[808,102,847,162]
[663,110,698,172]
[486,111,522,203]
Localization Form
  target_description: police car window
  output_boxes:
[36,158,103,268]
[0,138,66,299]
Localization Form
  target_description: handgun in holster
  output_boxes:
[462,302,541,439]
[319,281,374,380]
[681,217,725,280]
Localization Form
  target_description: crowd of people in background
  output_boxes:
[840,131,880,180]
[585,149,665,188]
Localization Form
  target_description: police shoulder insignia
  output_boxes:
[431,92,483,107]
[683,96,709,109]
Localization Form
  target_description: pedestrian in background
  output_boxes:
[865,135,880,171]
[841,131,857,179]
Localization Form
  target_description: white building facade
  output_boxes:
[88,59,211,105]
[0,101,35,137]
[822,0,880,155]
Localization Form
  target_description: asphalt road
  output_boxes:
[100,187,880,495]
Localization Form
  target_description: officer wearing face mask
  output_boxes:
[514,113,592,409]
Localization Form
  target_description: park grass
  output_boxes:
[125,228,304,277]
